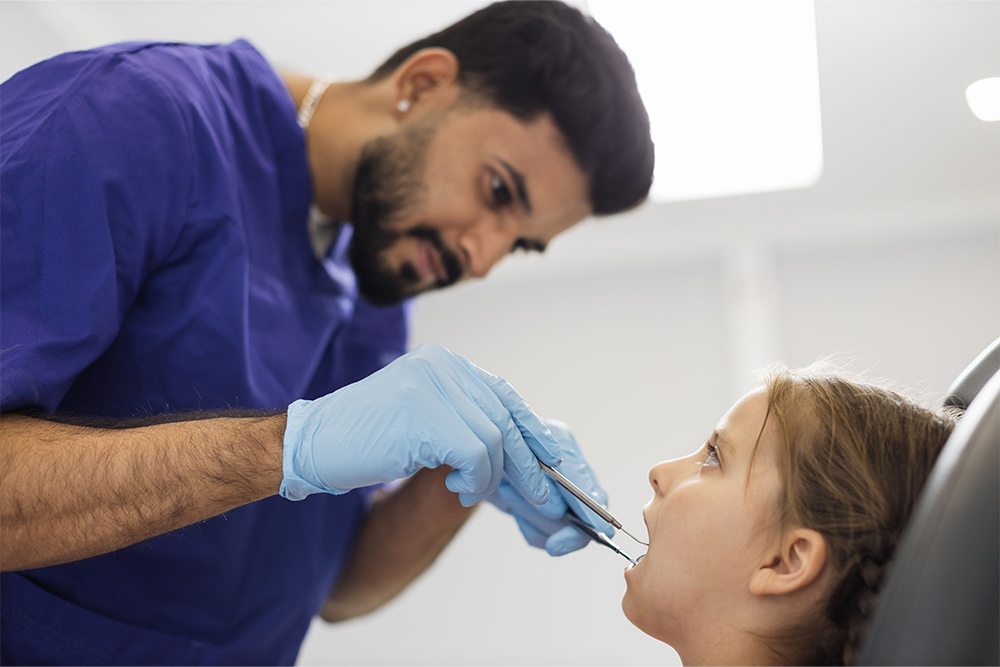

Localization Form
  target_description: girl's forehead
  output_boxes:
[717,390,772,451]
[719,390,785,497]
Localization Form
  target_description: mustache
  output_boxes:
[409,227,463,286]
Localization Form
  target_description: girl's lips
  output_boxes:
[624,553,645,576]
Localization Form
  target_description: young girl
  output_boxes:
[622,364,961,666]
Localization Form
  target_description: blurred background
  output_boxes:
[3,1,997,664]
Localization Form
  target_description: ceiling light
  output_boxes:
[966,77,1000,122]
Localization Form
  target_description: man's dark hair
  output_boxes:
[369,0,654,215]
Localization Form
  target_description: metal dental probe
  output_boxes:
[538,460,649,546]
[562,511,637,565]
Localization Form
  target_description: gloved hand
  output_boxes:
[488,418,614,556]
[280,342,562,507]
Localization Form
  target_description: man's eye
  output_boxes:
[490,172,512,207]
[510,237,545,254]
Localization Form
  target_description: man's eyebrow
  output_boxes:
[499,159,532,214]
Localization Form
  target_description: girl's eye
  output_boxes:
[490,172,512,207]
[702,443,721,468]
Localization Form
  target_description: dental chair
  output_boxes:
[857,337,1000,666]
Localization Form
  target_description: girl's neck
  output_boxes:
[676,624,786,666]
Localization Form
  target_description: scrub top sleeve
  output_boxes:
[0,53,193,412]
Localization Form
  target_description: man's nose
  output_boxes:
[457,213,519,279]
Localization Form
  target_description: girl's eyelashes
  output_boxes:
[702,442,721,468]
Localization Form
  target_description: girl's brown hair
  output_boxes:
[754,365,962,665]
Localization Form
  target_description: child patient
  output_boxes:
[622,363,961,666]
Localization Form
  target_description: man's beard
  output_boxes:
[349,118,463,306]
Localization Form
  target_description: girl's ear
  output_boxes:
[750,528,828,596]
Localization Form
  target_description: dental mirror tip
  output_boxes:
[620,526,649,547]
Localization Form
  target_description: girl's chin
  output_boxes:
[621,588,672,648]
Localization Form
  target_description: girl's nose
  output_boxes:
[648,461,671,495]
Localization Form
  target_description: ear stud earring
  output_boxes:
[397,99,411,114]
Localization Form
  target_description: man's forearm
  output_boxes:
[321,466,476,622]
[0,412,285,571]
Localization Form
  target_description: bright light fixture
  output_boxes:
[966,77,1000,122]
[587,0,824,203]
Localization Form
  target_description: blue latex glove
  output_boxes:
[280,343,562,507]
[487,418,614,556]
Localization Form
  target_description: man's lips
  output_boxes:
[417,238,449,285]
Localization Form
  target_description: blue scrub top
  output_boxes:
[0,41,409,664]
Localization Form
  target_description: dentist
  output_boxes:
[0,2,653,663]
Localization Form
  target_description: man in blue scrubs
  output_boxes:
[0,2,653,663]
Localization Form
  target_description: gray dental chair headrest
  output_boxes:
[858,338,1000,666]
[944,336,1000,409]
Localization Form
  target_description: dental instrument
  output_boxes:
[562,511,638,565]
[538,460,649,546]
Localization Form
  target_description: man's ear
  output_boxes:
[749,528,828,596]
[391,48,461,117]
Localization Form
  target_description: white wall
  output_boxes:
[2,2,997,665]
